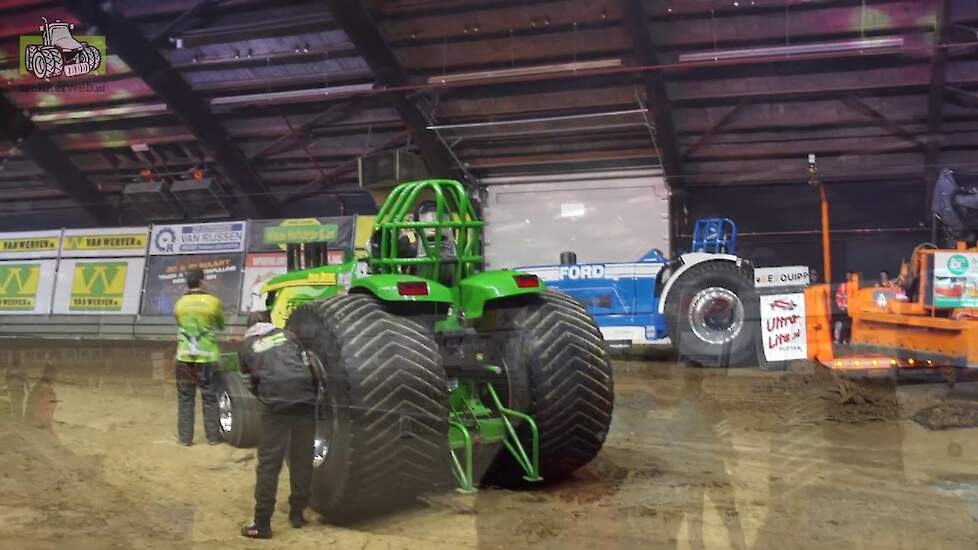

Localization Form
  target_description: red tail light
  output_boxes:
[513,274,540,288]
[397,281,429,296]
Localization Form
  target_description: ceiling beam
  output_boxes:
[682,99,751,161]
[323,0,456,179]
[620,0,684,188]
[149,0,221,43]
[287,132,410,200]
[945,85,978,109]
[841,95,923,149]
[0,95,115,225]
[925,0,952,231]
[249,100,358,162]
[66,0,280,219]
[924,0,951,183]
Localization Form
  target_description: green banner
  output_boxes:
[262,224,338,245]
[248,217,354,253]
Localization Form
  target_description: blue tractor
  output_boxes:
[519,218,759,367]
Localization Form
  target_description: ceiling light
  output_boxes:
[208,83,375,106]
[33,83,375,123]
[427,58,622,85]
[678,37,904,63]
[32,103,169,122]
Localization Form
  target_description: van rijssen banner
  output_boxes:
[52,258,146,315]
[61,227,149,258]
[142,254,244,316]
[0,230,61,260]
[0,260,57,314]
[248,217,354,253]
[150,222,246,255]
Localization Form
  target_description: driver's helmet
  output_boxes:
[413,201,455,257]
[415,201,440,240]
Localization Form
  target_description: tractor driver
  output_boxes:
[392,201,457,283]
[416,201,457,283]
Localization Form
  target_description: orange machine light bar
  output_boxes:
[827,355,943,370]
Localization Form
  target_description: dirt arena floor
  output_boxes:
[2,341,978,549]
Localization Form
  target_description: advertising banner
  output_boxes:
[760,293,808,362]
[52,258,145,315]
[0,259,57,314]
[61,227,149,258]
[0,230,61,260]
[248,217,354,253]
[142,254,244,315]
[933,251,978,308]
[240,253,288,312]
[354,215,376,258]
[150,222,246,255]
[754,266,811,289]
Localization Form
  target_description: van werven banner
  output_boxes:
[142,254,244,315]
[61,227,149,258]
[0,230,61,260]
[0,260,57,314]
[52,258,146,315]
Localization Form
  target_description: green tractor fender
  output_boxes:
[349,273,454,304]
[458,270,545,320]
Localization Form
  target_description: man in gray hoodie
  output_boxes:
[238,312,317,539]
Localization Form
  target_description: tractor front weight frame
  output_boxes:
[446,362,542,493]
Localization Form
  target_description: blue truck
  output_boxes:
[518,219,764,366]
[519,249,671,349]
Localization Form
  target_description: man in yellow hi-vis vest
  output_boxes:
[173,268,224,446]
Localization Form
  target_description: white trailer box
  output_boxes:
[481,169,669,269]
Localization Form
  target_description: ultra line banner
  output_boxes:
[0,260,57,314]
[52,258,145,315]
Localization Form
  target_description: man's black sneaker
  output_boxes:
[207,439,222,446]
[241,521,272,539]
[289,512,307,529]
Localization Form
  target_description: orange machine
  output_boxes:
[803,163,978,371]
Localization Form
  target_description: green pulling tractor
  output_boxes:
[218,179,615,523]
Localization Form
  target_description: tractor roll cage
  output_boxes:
[372,179,484,282]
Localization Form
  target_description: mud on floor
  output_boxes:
[2,345,978,549]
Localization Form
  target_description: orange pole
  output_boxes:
[819,183,832,284]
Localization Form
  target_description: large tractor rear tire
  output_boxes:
[81,45,101,73]
[664,260,758,368]
[39,46,63,78]
[24,45,39,77]
[287,294,449,524]
[216,371,262,448]
[485,290,614,482]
